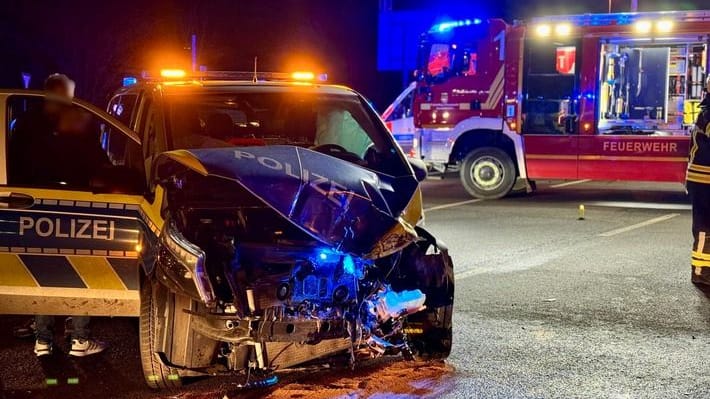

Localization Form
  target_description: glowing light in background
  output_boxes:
[534,24,551,37]
[634,20,652,34]
[555,23,572,36]
[656,20,673,33]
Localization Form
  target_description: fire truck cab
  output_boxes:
[389,11,710,199]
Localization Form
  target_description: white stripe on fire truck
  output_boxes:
[482,67,505,110]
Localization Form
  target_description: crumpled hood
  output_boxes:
[155,146,422,258]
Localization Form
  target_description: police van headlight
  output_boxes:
[157,222,215,305]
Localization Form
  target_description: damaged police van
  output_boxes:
[0,72,453,389]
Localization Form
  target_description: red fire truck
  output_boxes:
[382,11,710,199]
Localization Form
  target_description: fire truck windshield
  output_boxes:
[418,23,488,83]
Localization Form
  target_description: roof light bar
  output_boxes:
[430,18,483,33]
[291,71,315,81]
[145,69,328,83]
[122,76,138,87]
[160,69,187,79]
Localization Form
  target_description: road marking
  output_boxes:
[424,199,484,212]
[597,213,679,237]
[549,179,591,188]
[587,201,691,211]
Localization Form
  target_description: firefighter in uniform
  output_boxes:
[687,76,710,286]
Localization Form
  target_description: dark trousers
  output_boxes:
[35,315,90,343]
[688,181,710,270]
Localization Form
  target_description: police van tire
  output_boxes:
[460,147,516,199]
[139,278,184,389]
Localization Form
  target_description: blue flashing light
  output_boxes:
[122,76,138,87]
[318,251,328,261]
[342,255,356,275]
[431,18,482,33]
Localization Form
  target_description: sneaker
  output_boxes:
[69,339,107,357]
[34,340,53,357]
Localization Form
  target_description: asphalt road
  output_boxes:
[2,178,709,399]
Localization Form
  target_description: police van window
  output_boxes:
[5,95,145,193]
[107,94,138,127]
[104,95,139,167]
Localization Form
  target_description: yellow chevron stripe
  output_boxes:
[67,256,127,290]
[0,254,38,287]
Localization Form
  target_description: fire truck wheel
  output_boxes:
[139,277,185,389]
[460,147,516,199]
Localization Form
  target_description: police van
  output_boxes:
[0,70,453,389]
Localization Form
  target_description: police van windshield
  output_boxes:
[165,90,408,175]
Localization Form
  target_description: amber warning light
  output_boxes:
[160,69,187,79]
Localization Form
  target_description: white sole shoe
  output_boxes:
[69,338,107,357]
[34,341,53,357]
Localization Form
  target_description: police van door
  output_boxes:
[0,91,148,317]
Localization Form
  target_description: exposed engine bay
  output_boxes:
[148,145,453,384]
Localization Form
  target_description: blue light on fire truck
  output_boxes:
[431,18,482,33]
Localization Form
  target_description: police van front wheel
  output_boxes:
[139,278,187,389]
[460,147,516,199]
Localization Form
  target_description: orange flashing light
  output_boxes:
[160,69,187,79]
[291,71,315,81]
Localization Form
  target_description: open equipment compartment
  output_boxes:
[598,36,707,135]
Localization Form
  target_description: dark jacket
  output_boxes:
[687,95,710,185]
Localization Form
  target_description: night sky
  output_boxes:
[1,0,709,109]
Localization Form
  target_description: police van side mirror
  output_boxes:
[409,157,428,182]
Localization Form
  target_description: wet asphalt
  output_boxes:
[426,178,710,398]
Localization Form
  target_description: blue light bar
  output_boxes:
[430,18,482,33]
[122,76,138,87]
[529,10,710,27]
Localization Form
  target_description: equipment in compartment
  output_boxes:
[599,41,706,134]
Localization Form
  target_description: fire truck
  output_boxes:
[382,11,710,199]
